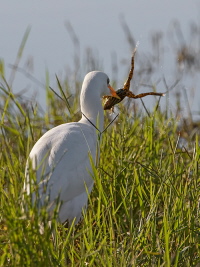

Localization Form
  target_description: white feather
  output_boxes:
[24,71,115,224]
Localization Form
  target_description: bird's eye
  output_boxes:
[107,78,110,84]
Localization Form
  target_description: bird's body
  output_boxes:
[24,71,118,224]
[27,122,96,223]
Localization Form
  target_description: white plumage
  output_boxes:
[24,71,118,224]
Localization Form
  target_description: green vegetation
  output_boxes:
[0,24,200,266]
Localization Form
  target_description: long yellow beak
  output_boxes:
[108,84,121,99]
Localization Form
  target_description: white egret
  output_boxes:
[24,71,119,225]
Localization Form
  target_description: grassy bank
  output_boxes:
[0,27,200,266]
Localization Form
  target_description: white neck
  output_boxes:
[79,87,104,132]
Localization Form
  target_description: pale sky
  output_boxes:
[0,1,199,113]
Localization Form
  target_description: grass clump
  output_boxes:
[0,81,199,266]
[0,25,200,266]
